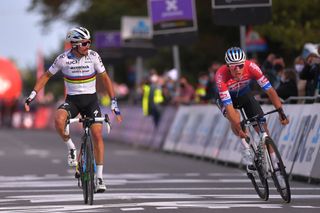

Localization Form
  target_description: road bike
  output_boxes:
[240,108,291,203]
[66,114,111,205]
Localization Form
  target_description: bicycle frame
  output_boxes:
[66,114,111,205]
[240,108,291,203]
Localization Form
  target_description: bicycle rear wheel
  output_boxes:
[247,146,269,201]
[86,137,95,205]
[265,137,291,203]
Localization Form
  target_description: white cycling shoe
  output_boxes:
[68,149,77,167]
[242,148,254,166]
[95,178,107,193]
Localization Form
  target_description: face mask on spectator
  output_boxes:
[280,76,288,83]
[166,82,175,90]
[295,64,304,73]
[199,79,208,86]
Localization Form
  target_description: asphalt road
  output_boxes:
[0,128,319,213]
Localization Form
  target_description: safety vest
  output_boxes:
[142,84,164,116]
[100,94,110,107]
[195,87,206,103]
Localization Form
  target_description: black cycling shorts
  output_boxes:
[58,93,102,119]
[217,93,264,120]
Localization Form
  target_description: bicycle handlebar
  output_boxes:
[242,109,279,124]
[67,114,111,134]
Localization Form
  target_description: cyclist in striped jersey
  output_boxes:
[25,27,122,193]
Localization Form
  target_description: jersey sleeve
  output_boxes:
[215,67,232,106]
[90,51,106,74]
[248,61,272,91]
[48,54,64,75]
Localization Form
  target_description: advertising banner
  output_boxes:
[121,16,152,40]
[212,0,272,25]
[175,106,206,154]
[94,31,121,49]
[163,106,190,151]
[148,0,197,35]
[120,16,156,57]
[203,109,230,159]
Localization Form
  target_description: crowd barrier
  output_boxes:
[101,105,177,149]
[163,104,320,180]
[10,103,320,180]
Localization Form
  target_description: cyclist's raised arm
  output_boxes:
[25,71,53,112]
[33,71,53,93]
[97,71,123,123]
[265,88,289,125]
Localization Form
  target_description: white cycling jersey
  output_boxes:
[48,49,106,95]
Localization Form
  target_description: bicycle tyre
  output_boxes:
[86,136,95,205]
[247,145,269,201]
[265,137,291,203]
[80,142,88,204]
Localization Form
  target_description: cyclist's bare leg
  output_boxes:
[252,123,275,152]
[90,123,104,165]
[54,109,70,141]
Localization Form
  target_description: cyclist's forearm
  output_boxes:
[265,88,282,109]
[33,71,52,92]
[226,105,241,127]
[101,72,116,99]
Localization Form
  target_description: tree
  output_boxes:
[28,0,320,81]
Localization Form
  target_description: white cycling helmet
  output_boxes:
[66,27,91,43]
[225,47,246,65]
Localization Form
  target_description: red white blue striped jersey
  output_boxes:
[48,49,105,95]
[215,60,272,106]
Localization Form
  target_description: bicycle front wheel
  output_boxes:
[86,137,95,205]
[247,145,269,201]
[265,137,291,203]
[80,143,88,204]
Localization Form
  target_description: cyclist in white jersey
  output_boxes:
[24,27,122,193]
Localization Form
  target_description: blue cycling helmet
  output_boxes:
[225,47,246,65]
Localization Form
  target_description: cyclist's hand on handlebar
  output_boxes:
[111,98,122,123]
[277,107,289,125]
[238,129,248,138]
[24,90,37,112]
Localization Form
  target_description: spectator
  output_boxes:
[293,56,307,97]
[262,54,285,89]
[194,72,209,104]
[172,76,195,105]
[162,71,178,105]
[276,69,298,103]
[204,62,220,103]
[141,71,164,127]
[261,53,275,75]
[300,53,320,97]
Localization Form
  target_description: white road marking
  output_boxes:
[185,173,200,176]
[24,149,49,158]
[292,206,320,208]
[0,173,319,211]
[121,207,145,211]
[156,207,179,209]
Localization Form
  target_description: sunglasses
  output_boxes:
[228,64,244,69]
[79,41,91,47]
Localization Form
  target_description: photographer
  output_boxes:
[300,53,320,97]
